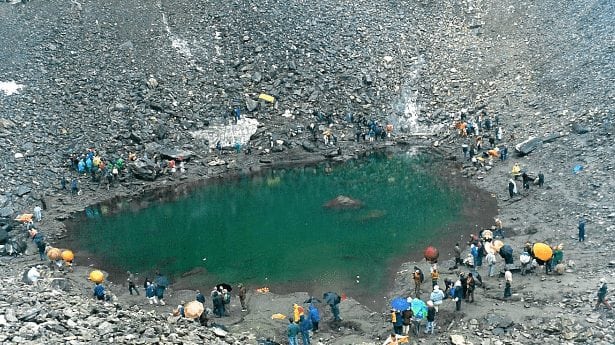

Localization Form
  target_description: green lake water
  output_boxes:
[64,152,465,306]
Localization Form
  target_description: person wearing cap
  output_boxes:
[595,278,612,310]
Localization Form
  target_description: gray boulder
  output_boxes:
[128,158,159,181]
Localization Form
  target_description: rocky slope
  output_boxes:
[0,0,613,344]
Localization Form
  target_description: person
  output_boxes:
[382,333,407,345]
[430,268,439,288]
[508,179,517,198]
[521,172,531,190]
[453,243,462,268]
[382,333,408,345]
[424,300,436,335]
[60,175,68,190]
[222,289,231,316]
[127,271,139,295]
[511,163,521,178]
[430,285,444,312]
[472,242,483,270]
[499,145,508,161]
[71,178,79,195]
[504,270,512,298]
[175,301,185,317]
[486,250,497,277]
[212,290,224,317]
[26,266,41,285]
[196,290,205,306]
[293,303,304,323]
[145,282,158,304]
[237,284,247,311]
[466,273,476,303]
[401,307,413,335]
[390,309,403,335]
[299,314,312,345]
[29,229,46,261]
[459,273,467,299]
[287,318,300,345]
[413,268,423,297]
[519,250,531,275]
[595,278,612,310]
[453,280,463,311]
[494,218,504,238]
[93,282,110,301]
[326,293,342,321]
[33,205,42,222]
[538,171,545,187]
[154,272,168,305]
[578,216,586,242]
[462,143,469,159]
[308,303,320,333]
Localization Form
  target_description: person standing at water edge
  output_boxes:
[453,243,462,268]
[196,290,205,306]
[127,271,139,295]
[287,318,300,345]
[578,216,586,242]
[238,284,247,311]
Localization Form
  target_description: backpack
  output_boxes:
[448,286,456,298]
[224,293,231,304]
[94,284,105,297]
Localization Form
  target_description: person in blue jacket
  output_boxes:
[287,318,300,345]
[299,315,313,345]
[308,303,320,333]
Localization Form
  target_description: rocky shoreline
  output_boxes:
[1,0,613,344]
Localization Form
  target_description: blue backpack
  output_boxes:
[448,286,456,298]
[94,284,105,297]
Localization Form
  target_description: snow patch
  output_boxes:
[190,118,260,148]
[0,81,24,96]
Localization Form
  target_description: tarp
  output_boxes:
[533,243,553,261]
[184,301,204,319]
[391,297,410,311]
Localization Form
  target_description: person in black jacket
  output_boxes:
[424,301,436,334]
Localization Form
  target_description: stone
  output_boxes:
[245,98,259,112]
[16,186,32,197]
[514,137,543,156]
[128,159,159,181]
[450,334,465,345]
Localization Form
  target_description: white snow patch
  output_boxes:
[190,118,260,148]
[0,81,24,96]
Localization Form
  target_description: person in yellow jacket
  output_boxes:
[511,162,521,178]
[293,303,304,323]
[431,269,439,288]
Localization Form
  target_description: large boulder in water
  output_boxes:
[324,195,363,209]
